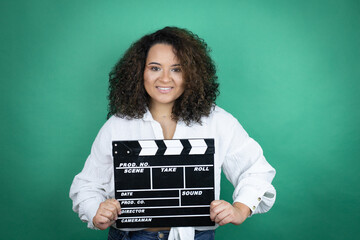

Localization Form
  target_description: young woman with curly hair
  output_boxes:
[70,26,276,240]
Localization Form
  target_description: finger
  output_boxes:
[99,203,119,221]
[99,209,116,221]
[112,199,121,214]
[210,203,228,221]
[102,203,119,220]
[210,200,223,209]
[96,214,113,225]
[214,208,231,224]
[210,210,216,221]
[218,214,233,226]
[94,215,115,230]
[210,203,221,220]
[106,199,121,214]
[102,207,117,220]
[210,201,228,216]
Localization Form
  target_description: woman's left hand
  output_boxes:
[210,200,251,226]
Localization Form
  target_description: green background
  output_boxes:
[1,0,359,239]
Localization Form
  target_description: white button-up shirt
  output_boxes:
[69,106,276,235]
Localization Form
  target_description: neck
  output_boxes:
[149,101,174,120]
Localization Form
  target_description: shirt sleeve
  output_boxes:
[69,119,114,229]
[222,119,276,215]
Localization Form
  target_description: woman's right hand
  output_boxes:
[93,199,121,230]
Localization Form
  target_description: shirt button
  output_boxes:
[258,197,261,201]
[158,232,164,238]
[252,206,256,210]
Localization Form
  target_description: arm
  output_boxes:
[69,119,116,229]
[212,118,276,225]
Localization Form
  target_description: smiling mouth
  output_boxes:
[156,86,174,93]
[157,87,173,90]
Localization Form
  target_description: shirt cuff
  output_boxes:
[79,197,103,229]
[233,186,267,216]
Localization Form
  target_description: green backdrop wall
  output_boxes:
[1,0,359,239]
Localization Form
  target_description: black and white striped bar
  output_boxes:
[112,139,215,228]
[112,139,214,157]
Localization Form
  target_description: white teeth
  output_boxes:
[158,87,171,90]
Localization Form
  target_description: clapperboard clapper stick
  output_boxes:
[112,139,215,228]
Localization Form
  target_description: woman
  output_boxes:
[70,26,276,240]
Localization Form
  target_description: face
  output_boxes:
[144,44,185,108]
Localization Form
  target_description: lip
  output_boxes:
[156,86,173,93]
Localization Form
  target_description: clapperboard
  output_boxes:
[112,138,215,228]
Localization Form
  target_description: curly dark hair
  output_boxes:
[108,26,219,125]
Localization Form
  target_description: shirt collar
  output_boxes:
[143,108,155,122]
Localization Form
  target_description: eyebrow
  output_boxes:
[148,62,181,67]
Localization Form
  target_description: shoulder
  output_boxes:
[204,105,248,138]
[97,115,138,134]
[206,105,239,126]
[101,115,125,129]
[107,113,149,124]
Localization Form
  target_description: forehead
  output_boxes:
[146,44,179,63]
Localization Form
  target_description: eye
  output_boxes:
[171,68,182,72]
[150,66,161,71]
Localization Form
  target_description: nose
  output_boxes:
[160,69,171,83]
